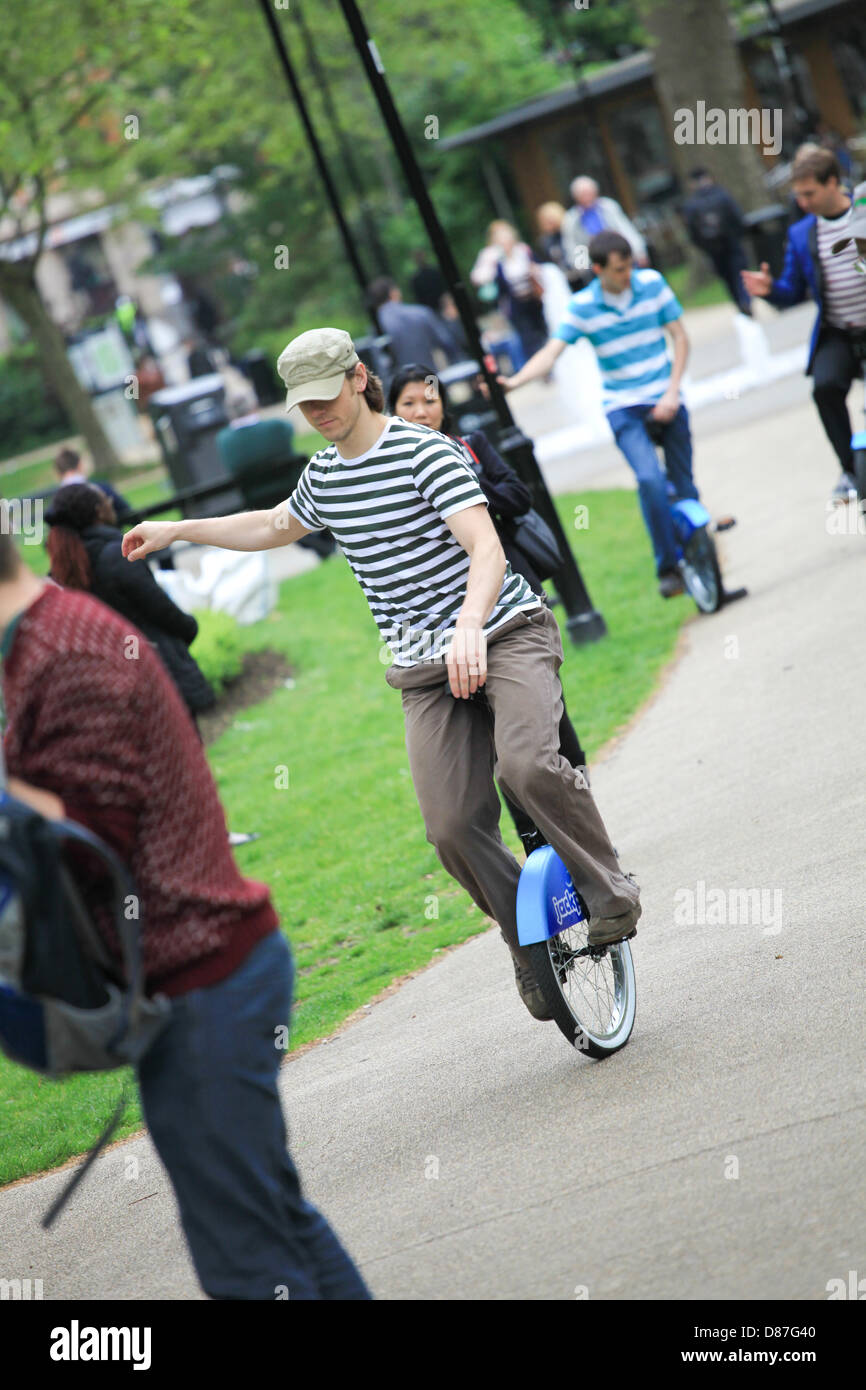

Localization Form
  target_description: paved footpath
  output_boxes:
[2,374,865,1300]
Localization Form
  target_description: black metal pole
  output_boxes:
[257,0,381,333]
[293,0,393,279]
[334,0,606,643]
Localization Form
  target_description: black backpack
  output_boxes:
[0,785,171,1225]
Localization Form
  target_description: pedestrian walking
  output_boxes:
[560,177,649,282]
[0,525,370,1300]
[470,221,549,368]
[682,167,753,315]
[367,277,460,370]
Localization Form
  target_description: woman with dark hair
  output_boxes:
[388,364,589,854]
[45,483,215,724]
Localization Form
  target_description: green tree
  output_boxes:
[637,0,769,211]
[0,0,560,449]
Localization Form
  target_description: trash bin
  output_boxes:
[239,349,283,407]
[215,420,336,559]
[148,374,242,517]
[742,203,790,280]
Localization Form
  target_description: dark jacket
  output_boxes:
[456,431,544,594]
[378,300,460,368]
[682,184,745,249]
[79,524,215,715]
[91,479,132,519]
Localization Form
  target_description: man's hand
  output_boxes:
[650,390,680,424]
[7,776,65,821]
[498,374,517,392]
[446,624,487,699]
[741,262,773,297]
[122,520,179,562]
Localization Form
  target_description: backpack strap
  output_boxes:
[41,1085,132,1229]
[458,435,481,466]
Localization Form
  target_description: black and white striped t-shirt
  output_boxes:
[816,206,866,328]
[287,416,540,665]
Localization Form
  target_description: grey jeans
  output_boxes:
[385,604,639,946]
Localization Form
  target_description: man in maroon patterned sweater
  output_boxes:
[0,530,370,1300]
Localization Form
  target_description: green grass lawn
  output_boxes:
[666,264,730,312]
[0,487,690,1186]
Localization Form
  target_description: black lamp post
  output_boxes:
[332,0,606,644]
[292,2,393,280]
[256,0,381,333]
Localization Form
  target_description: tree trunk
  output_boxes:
[0,264,120,472]
[639,0,769,213]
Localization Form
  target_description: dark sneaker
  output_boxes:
[507,941,553,1021]
[658,569,685,599]
[831,472,858,505]
[587,877,641,949]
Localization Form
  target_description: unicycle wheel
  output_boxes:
[528,930,636,1058]
[680,526,723,613]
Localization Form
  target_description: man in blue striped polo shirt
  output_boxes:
[503,230,701,598]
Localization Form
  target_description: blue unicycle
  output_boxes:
[516,845,636,1057]
[645,417,747,614]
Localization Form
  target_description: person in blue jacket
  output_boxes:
[742,145,866,504]
[388,362,589,857]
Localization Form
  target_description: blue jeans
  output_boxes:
[607,403,699,575]
[136,930,371,1300]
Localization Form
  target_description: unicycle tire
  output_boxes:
[528,933,636,1058]
[680,526,723,613]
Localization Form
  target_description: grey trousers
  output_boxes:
[385,604,640,947]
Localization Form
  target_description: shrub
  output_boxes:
[0,345,70,459]
[189,609,245,694]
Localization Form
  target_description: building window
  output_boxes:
[543,117,612,205]
[831,18,866,125]
[744,46,819,154]
[604,98,679,208]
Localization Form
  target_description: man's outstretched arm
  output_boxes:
[122,499,311,562]
[499,336,567,391]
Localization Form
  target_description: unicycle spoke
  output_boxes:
[521,846,636,1056]
[546,922,633,1043]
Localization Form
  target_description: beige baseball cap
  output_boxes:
[831,182,866,254]
[276,327,360,411]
